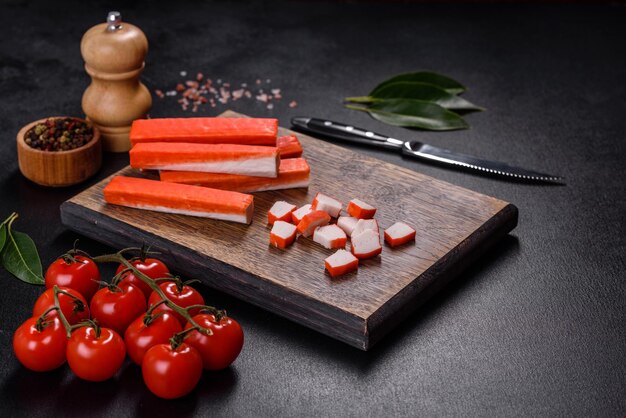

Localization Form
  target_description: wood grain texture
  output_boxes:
[60,110,518,350]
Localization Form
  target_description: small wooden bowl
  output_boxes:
[17,117,102,187]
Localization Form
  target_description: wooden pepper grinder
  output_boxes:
[81,11,151,152]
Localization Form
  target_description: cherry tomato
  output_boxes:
[148,282,205,326]
[13,316,68,372]
[124,312,182,365]
[66,325,126,382]
[116,258,170,301]
[32,286,90,325]
[90,282,147,335]
[184,313,244,370]
[45,255,100,302]
[142,343,203,399]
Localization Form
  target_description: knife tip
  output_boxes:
[290,117,310,128]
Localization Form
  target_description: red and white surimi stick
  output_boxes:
[103,176,254,224]
[159,158,310,193]
[291,204,312,224]
[352,219,379,238]
[296,210,331,237]
[312,225,347,249]
[324,249,359,278]
[337,216,359,237]
[268,201,296,225]
[277,135,303,159]
[351,229,382,259]
[130,117,278,147]
[346,198,377,219]
[269,221,297,249]
[311,192,342,218]
[384,222,416,247]
[130,142,280,178]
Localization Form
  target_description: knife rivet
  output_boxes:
[345,126,353,131]
[324,121,332,126]
[365,131,374,137]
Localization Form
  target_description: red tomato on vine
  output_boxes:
[124,312,182,365]
[66,324,126,382]
[148,281,205,326]
[32,286,90,325]
[90,282,147,335]
[142,343,203,399]
[184,313,244,370]
[116,258,170,301]
[45,255,100,302]
[13,316,68,372]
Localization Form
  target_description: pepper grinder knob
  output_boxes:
[81,11,151,152]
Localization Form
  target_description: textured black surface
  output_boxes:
[1,1,625,416]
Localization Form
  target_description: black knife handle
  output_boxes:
[290,117,404,150]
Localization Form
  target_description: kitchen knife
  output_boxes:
[291,117,564,184]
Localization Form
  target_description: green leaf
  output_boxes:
[1,226,44,285]
[346,99,469,131]
[346,82,484,111]
[0,225,6,252]
[371,71,466,95]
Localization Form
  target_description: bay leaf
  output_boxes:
[1,228,44,285]
[347,82,483,111]
[0,225,5,251]
[371,71,466,95]
[346,99,469,131]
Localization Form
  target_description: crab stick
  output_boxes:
[130,117,278,146]
[292,204,312,224]
[311,192,342,218]
[313,225,348,249]
[277,135,303,159]
[103,176,254,224]
[130,142,280,178]
[384,222,416,247]
[296,210,331,237]
[159,158,310,193]
[351,229,382,259]
[270,221,297,249]
[268,201,296,225]
[324,250,358,278]
[352,219,379,238]
[346,198,377,219]
[337,216,359,237]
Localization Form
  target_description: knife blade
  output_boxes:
[291,117,565,184]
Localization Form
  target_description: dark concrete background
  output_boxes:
[0,1,624,416]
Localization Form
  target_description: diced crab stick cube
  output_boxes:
[160,158,310,193]
[269,221,297,249]
[130,117,278,146]
[291,204,312,224]
[311,192,342,218]
[268,201,296,225]
[312,225,347,249]
[384,222,416,247]
[324,250,358,278]
[346,198,377,219]
[337,216,359,237]
[351,229,382,259]
[103,176,254,224]
[352,219,379,238]
[130,142,280,178]
[296,210,331,237]
[277,135,303,159]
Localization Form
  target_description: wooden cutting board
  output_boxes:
[60,110,518,350]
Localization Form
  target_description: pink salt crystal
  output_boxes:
[256,93,269,103]
[196,72,204,81]
[289,101,298,108]
[155,89,164,98]
[232,89,244,100]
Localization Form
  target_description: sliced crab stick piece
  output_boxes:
[350,229,382,259]
[311,192,342,218]
[159,158,310,192]
[324,249,359,278]
[337,216,359,237]
[292,204,312,224]
[268,201,296,225]
[277,135,303,159]
[103,176,254,224]
[130,142,280,177]
[130,117,278,146]
[384,222,416,247]
[312,225,348,249]
[269,221,297,249]
[296,210,331,237]
[346,198,377,219]
[352,219,379,238]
